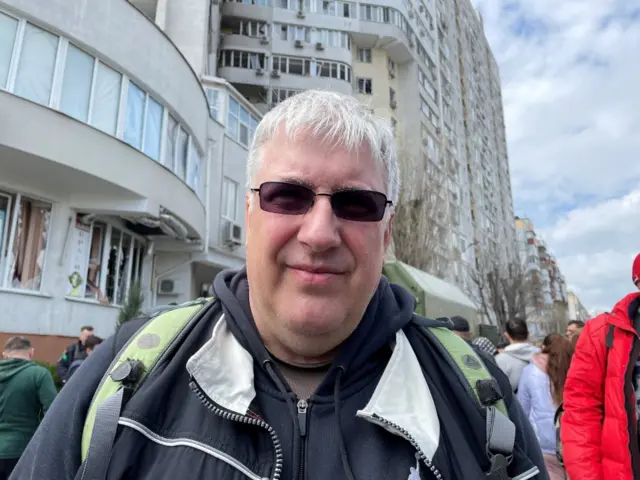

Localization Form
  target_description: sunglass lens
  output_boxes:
[332,190,387,221]
[259,182,314,215]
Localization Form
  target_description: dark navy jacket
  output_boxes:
[11,269,547,480]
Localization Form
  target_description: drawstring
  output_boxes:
[334,367,356,480]
[265,360,356,480]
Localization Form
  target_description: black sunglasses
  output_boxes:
[250,181,392,222]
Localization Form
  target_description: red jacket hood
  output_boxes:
[606,292,640,331]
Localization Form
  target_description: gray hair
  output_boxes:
[247,90,400,205]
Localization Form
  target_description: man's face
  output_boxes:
[566,324,582,340]
[79,329,93,343]
[245,130,393,355]
[454,331,472,341]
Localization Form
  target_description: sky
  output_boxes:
[471,0,640,314]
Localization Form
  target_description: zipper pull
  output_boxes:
[297,399,308,437]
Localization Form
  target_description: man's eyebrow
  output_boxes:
[276,177,315,189]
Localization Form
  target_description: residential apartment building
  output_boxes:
[211,0,516,293]
[515,216,569,337]
[0,0,515,355]
[0,0,256,359]
[567,291,591,323]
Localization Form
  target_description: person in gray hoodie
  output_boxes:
[495,319,540,392]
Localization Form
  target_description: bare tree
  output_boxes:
[392,143,451,277]
[467,253,531,332]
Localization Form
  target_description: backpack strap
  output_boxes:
[413,318,515,479]
[77,297,217,480]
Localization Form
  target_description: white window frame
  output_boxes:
[357,47,372,63]
[94,221,145,306]
[222,177,239,221]
[356,77,372,94]
[0,191,53,292]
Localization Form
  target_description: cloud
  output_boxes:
[472,0,640,312]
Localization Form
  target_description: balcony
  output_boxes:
[0,1,209,239]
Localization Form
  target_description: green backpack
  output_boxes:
[78,298,515,479]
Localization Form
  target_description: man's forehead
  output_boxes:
[260,133,383,184]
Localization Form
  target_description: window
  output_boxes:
[90,63,122,136]
[123,81,146,149]
[76,222,144,306]
[357,48,371,63]
[60,44,94,122]
[176,127,189,180]
[227,96,258,147]
[206,88,221,121]
[187,139,203,194]
[0,12,19,89]
[13,23,59,106]
[0,192,52,292]
[163,114,178,168]
[389,87,396,106]
[356,77,372,94]
[391,117,397,136]
[222,178,239,220]
[219,50,266,69]
[143,96,163,161]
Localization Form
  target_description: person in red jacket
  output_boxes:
[561,254,640,479]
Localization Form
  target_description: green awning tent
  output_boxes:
[383,260,481,335]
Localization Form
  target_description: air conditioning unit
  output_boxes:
[222,218,243,246]
[296,10,305,18]
[256,68,264,76]
[271,69,280,78]
[315,42,324,51]
[294,39,304,48]
[158,279,179,295]
[260,35,270,45]
[388,70,395,79]
[390,99,397,109]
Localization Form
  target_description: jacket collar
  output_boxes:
[186,315,441,461]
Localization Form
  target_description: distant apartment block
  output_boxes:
[515,216,569,336]
[567,291,591,323]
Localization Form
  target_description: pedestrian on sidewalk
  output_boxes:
[517,333,574,479]
[0,336,56,480]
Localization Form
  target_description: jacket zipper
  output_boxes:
[370,413,443,480]
[189,378,284,480]
[297,398,309,480]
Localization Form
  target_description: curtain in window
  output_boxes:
[176,128,189,180]
[60,44,94,122]
[91,63,121,135]
[0,13,18,89]
[9,198,51,291]
[163,114,178,169]
[123,81,145,149]
[143,96,163,161]
[186,139,198,189]
[14,24,59,106]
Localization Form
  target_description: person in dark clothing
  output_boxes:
[449,315,472,340]
[0,337,56,480]
[10,90,547,480]
[66,335,103,381]
[56,325,93,385]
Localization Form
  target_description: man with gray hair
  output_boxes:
[12,90,546,479]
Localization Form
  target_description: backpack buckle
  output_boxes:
[110,359,145,389]
[476,378,504,407]
[485,453,510,480]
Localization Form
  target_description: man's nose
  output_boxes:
[296,196,341,252]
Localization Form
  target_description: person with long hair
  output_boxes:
[517,333,574,479]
